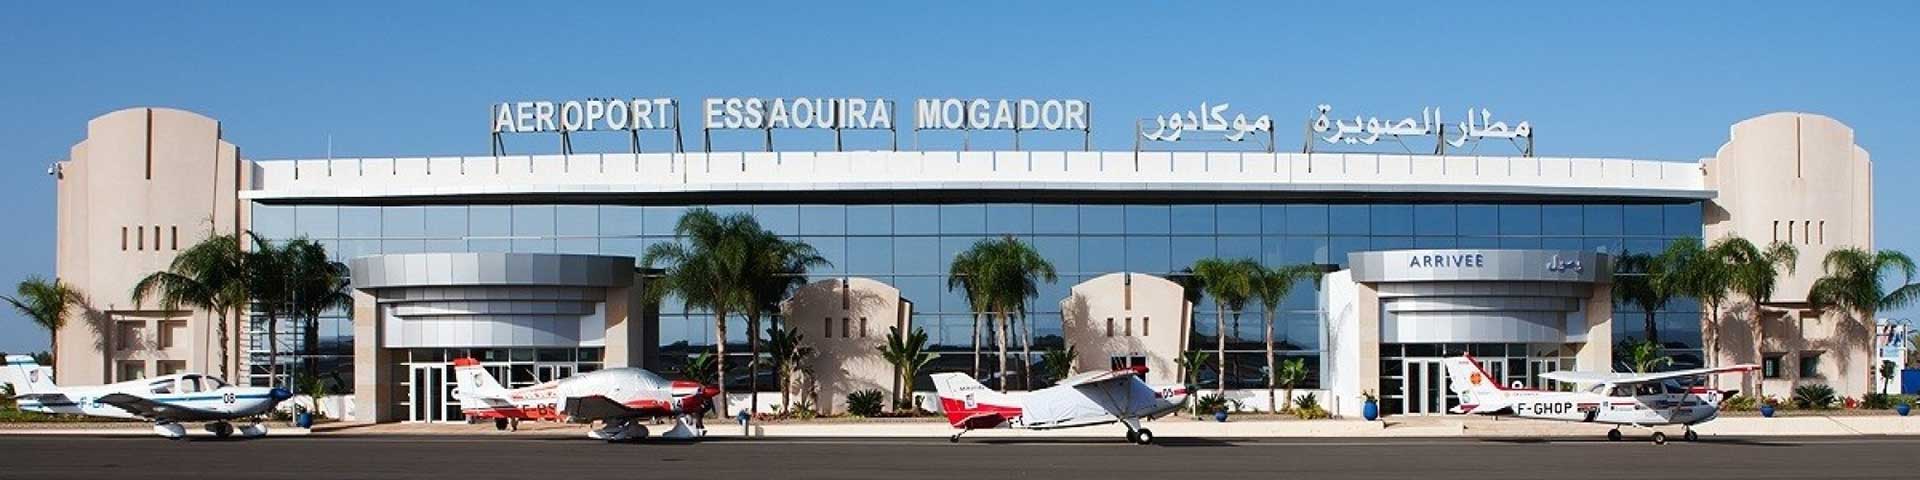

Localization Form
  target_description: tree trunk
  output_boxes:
[997,312,1010,391]
[746,307,762,416]
[1216,303,1227,396]
[1643,311,1659,345]
[714,309,729,418]
[971,312,982,379]
[1264,309,1277,413]
[266,312,279,387]
[1020,314,1033,391]
[216,311,230,381]
[1753,305,1765,400]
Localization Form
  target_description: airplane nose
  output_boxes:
[270,387,293,402]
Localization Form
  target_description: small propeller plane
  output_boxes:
[449,358,719,442]
[0,355,292,439]
[932,365,1192,445]
[1442,354,1757,444]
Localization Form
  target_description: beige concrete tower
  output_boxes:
[1703,112,1875,398]
[54,108,247,385]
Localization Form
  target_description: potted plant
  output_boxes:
[1196,394,1237,422]
[1897,400,1912,417]
[1759,396,1778,418]
[1361,390,1380,421]
[292,404,314,428]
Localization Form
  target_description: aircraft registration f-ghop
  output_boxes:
[1443,354,1757,444]
[0,355,292,439]
[449,358,719,442]
[932,365,1191,444]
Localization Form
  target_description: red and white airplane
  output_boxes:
[450,358,718,442]
[1443,354,1757,444]
[932,366,1191,445]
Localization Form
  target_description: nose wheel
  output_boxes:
[1607,428,1622,441]
[1683,428,1698,442]
[1651,431,1667,445]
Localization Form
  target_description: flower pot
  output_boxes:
[1214,410,1229,422]
[294,412,314,428]
[1897,404,1911,417]
[1759,405,1775,418]
[1362,400,1380,421]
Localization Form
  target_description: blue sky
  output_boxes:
[1,2,1915,352]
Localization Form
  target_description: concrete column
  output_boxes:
[601,280,653,369]
[1575,283,1614,372]
[1355,284,1380,405]
[350,290,394,422]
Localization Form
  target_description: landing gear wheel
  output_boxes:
[949,434,962,443]
[1133,428,1155,445]
[495,419,510,431]
[212,422,235,438]
[1607,429,1622,441]
[1125,430,1140,444]
[1651,431,1667,445]
[1684,430,1698,442]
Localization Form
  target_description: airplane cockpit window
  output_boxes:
[179,375,204,393]
[1635,384,1663,396]
[1609,385,1635,397]
[1661,381,1687,395]
[204,376,228,389]
[149,379,176,395]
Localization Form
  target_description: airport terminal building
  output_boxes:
[49,104,1875,421]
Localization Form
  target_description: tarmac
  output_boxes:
[2,434,1918,479]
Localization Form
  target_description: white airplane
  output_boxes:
[0,355,292,439]
[1443,354,1757,444]
[449,358,719,442]
[931,366,1192,445]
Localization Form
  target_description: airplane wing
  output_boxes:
[1541,364,1759,385]
[562,395,672,420]
[1059,369,1141,390]
[94,393,225,422]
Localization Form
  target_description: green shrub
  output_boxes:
[846,389,885,417]
[1791,384,1838,410]
[1863,393,1895,410]
[1292,393,1330,420]
[1194,393,1241,415]
[1720,394,1759,411]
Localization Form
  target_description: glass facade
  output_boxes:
[250,200,1705,390]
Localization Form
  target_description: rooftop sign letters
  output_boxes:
[1309,105,1534,156]
[492,99,679,134]
[700,97,896,130]
[913,98,1089,131]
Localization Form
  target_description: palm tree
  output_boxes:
[981,236,1056,391]
[1252,264,1318,413]
[1175,349,1213,417]
[1612,251,1670,345]
[764,325,814,415]
[641,208,758,416]
[132,234,247,379]
[1170,268,1206,385]
[4,277,85,366]
[1809,247,1920,393]
[283,239,352,382]
[876,325,938,410]
[1655,238,1730,369]
[1274,357,1309,412]
[1620,338,1674,373]
[244,233,298,387]
[741,230,827,415]
[946,246,993,380]
[1713,237,1797,398]
[1189,257,1258,396]
[1038,345,1077,386]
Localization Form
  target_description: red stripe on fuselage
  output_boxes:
[938,396,1021,429]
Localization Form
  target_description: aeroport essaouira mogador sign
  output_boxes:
[486,96,1530,155]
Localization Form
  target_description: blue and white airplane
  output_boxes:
[2,355,293,439]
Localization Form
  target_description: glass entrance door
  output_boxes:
[1401,359,1452,415]
[408,365,446,423]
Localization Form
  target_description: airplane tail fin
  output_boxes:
[450,358,507,409]
[1442,355,1508,414]
[2,355,57,395]
[930,373,1018,429]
